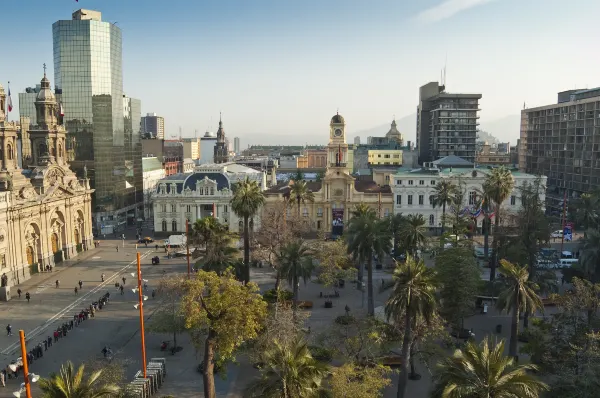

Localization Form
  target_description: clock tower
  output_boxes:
[327,112,349,173]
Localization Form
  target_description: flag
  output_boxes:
[6,87,12,113]
[60,103,64,116]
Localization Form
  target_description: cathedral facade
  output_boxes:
[0,74,94,290]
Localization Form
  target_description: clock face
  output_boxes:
[334,128,343,137]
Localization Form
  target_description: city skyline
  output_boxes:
[2,0,600,146]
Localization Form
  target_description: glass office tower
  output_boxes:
[53,9,142,231]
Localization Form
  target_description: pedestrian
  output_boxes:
[116,246,119,252]
[345,304,350,316]
[135,243,138,250]
[25,292,30,303]
[16,289,21,298]
[47,335,52,348]
[155,244,158,251]
[101,273,105,282]
[37,343,43,358]
[6,324,11,336]
[43,339,48,351]
[561,275,565,285]
[74,287,78,294]
[69,319,74,329]
[53,330,58,343]
[55,280,59,288]
[0,368,5,387]
[78,280,83,289]
[122,276,126,285]
[120,285,124,295]
[145,242,148,248]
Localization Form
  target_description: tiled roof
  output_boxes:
[432,155,473,167]
[354,181,392,193]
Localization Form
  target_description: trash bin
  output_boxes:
[496,324,502,334]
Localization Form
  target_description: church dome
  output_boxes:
[331,112,345,124]
[36,75,55,102]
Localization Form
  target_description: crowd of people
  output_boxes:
[1,291,112,387]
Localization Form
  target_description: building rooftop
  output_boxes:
[432,155,474,167]
[142,157,163,172]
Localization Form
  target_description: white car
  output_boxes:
[550,230,563,238]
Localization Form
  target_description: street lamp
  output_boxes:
[186,220,191,278]
[11,330,40,398]
[132,253,148,377]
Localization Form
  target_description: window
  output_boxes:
[186,205,191,212]
[429,195,434,206]
[199,187,203,195]
[172,220,177,231]
[408,195,413,205]
[396,195,402,205]
[384,208,390,217]
[161,220,167,232]
[210,187,215,195]
[431,180,436,185]
[429,214,435,226]
[171,204,176,212]
[510,195,516,205]
[468,191,477,205]
[317,220,322,229]
[396,180,402,185]
[224,205,228,213]
[408,180,414,185]
[317,207,323,217]
[303,208,309,217]
[385,175,390,183]
[419,180,424,185]
[161,204,166,212]
[418,195,424,205]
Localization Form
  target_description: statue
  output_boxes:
[45,136,51,154]
[83,163,88,180]
[1,273,7,287]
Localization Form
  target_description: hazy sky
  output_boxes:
[2,0,599,146]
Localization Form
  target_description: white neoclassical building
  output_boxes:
[391,156,546,232]
[152,163,264,235]
[0,75,94,291]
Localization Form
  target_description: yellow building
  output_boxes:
[368,149,403,166]
[263,113,393,235]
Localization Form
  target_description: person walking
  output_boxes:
[16,289,21,298]
[25,292,30,303]
[47,335,52,348]
[6,324,11,336]
[101,273,105,282]
[119,285,124,295]
[55,280,59,288]
[116,246,119,252]
[74,287,78,295]
[78,280,83,289]
[53,330,58,343]
[43,339,48,351]
[122,276,126,285]
[1,367,6,387]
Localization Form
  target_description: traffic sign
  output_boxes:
[563,227,573,242]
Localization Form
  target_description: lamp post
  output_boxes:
[134,252,148,378]
[18,330,32,398]
[185,220,191,278]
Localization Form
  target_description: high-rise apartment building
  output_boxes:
[234,137,240,154]
[519,87,600,213]
[53,9,143,230]
[141,113,165,139]
[182,137,200,160]
[416,82,481,164]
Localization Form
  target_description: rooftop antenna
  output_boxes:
[443,54,447,86]
[179,126,182,140]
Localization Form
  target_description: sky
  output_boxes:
[1,0,599,147]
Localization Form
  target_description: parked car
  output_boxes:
[451,328,475,340]
[138,237,154,243]
[551,230,563,238]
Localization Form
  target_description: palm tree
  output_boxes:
[244,338,330,398]
[278,240,315,311]
[399,214,427,256]
[191,216,224,255]
[200,229,239,275]
[385,256,437,398]
[496,259,543,359]
[38,361,119,398]
[290,179,315,218]
[432,180,459,237]
[483,167,515,280]
[573,193,598,234]
[580,228,600,280]
[388,213,405,257]
[351,202,372,218]
[431,337,548,398]
[231,177,266,284]
[346,206,392,316]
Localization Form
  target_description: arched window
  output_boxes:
[162,220,167,232]
[26,246,35,266]
[172,220,177,232]
[74,229,81,245]
[429,214,435,226]
[51,233,59,253]
[6,144,13,160]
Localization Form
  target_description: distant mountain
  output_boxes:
[350,113,522,146]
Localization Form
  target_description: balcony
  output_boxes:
[330,162,347,168]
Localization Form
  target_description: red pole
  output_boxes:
[560,190,567,255]
[19,330,32,398]
[136,253,147,378]
[186,220,191,278]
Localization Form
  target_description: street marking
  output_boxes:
[0,251,152,356]
[35,284,50,294]
[92,256,101,259]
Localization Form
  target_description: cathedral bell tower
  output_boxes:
[214,113,229,164]
[0,82,26,191]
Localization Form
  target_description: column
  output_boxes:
[0,137,5,170]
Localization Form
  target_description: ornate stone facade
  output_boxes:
[0,74,94,288]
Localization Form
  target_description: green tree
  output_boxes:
[330,364,392,398]
[398,214,427,256]
[432,180,459,238]
[572,192,598,233]
[181,269,267,398]
[293,169,305,182]
[496,259,543,359]
[580,229,600,280]
[315,170,325,182]
[431,337,548,398]
[145,275,187,351]
[232,177,266,283]
[435,247,480,329]
[191,216,225,256]
[278,240,315,312]
[198,228,239,275]
[350,202,372,218]
[387,213,405,256]
[483,167,515,280]
[38,361,120,398]
[244,338,330,398]
[346,206,391,316]
[290,179,315,217]
[385,256,437,398]
[313,238,356,288]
